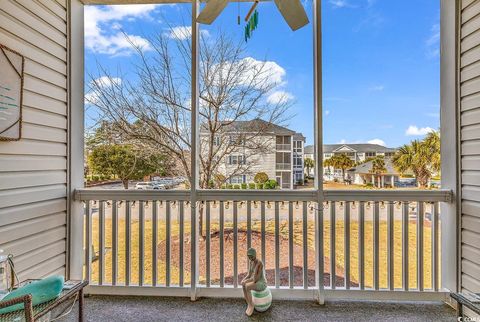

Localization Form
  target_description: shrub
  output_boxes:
[227,184,234,189]
[221,184,227,189]
[365,183,374,188]
[233,184,241,189]
[214,174,226,188]
[92,175,100,182]
[256,183,264,189]
[248,183,256,189]
[241,183,248,189]
[264,179,278,189]
[254,172,269,184]
[304,178,309,183]
[296,180,304,186]
[207,179,215,189]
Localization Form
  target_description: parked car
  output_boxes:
[135,182,166,190]
[153,179,173,189]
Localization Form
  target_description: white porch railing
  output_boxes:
[74,189,451,301]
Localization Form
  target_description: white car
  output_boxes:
[134,182,166,190]
[134,182,154,190]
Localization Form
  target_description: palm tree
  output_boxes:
[324,154,355,182]
[369,156,387,188]
[392,131,440,188]
[304,158,315,177]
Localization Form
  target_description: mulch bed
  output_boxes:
[157,230,358,288]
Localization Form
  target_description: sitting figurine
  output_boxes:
[240,248,271,316]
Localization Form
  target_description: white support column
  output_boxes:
[440,0,459,293]
[313,0,325,305]
[67,0,85,281]
[190,0,200,301]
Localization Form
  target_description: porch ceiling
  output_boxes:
[80,0,270,4]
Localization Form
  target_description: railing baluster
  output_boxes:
[317,201,325,293]
[432,202,439,291]
[179,201,184,287]
[166,201,171,287]
[206,201,211,287]
[302,201,308,290]
[275,201,280,288]
[388,201,395,290]
[359,201,365,290]
[99,201,105,286]
[112,201,118,286]
[330,201,336,289]
[373,201,380,290]
[289,201,294,289]
[261,201,266,266]
[247,201,252,249]
[233,201,238,288]
[344,201,350,289]
[219,201,224,288]
[152,201,158,287]
[85,201,92,283]
[402,201,409,291]
[417,201,424,291]
[139,201,145,286]
[126,201,131,286]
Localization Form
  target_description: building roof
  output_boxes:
[200,118,305,139]
[304,144,396,154]
[348,158,399,175]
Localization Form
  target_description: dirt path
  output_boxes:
[158,231,358,288]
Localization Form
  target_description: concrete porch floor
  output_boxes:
[58,295,456,322]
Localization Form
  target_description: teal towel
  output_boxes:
[0,275,64,314]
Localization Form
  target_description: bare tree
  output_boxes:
[86,28,293,236]
[86,28,292,189]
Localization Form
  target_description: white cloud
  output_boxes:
[92,76,122,89]
[85,77,122,105]
[212,57,286,89]
[325,110,330,116]
[165,26,210,40]
[338,139,347,144]
[405,125,435,136]
[329,0,355,8]
[85,5,160,56]
[369,85,385,91]
[243,57,286,86]
[367,139,386,146]
[267,91,294,104]
[426,23,440,58]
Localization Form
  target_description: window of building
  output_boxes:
[276,152,291,165]
[230,175,246,184]
[228,155,246,165]
[294,141,303,153]
[294,155,303,167]
[366,152,376,158]
[213,136,221,146]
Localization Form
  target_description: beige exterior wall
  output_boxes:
[0,0,68,280]
[460,0,480,294]
[212,134,277,183]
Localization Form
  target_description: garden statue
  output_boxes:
[241,248,272,316]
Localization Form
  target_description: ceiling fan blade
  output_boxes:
[197,0,228,25]
[273,0,309,31]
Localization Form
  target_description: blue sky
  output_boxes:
[84,0,440,148]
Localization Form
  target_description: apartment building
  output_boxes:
[201,119,305,189]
